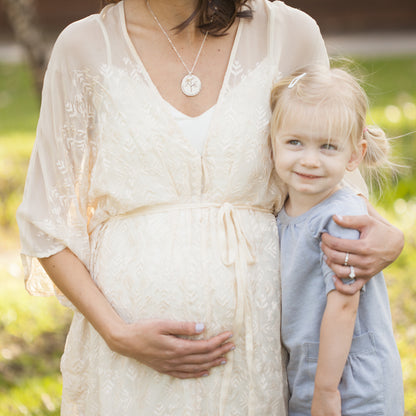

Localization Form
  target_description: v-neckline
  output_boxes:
[163,97,217,120]
[119,1,242,117]
[118,1,243,159]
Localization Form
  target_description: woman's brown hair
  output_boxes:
[101,0,253,35]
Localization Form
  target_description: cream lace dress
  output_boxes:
[16,1,352,414]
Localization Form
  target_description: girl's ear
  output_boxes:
[346,139,367,172]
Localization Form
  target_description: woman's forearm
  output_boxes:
[39,247,126,347]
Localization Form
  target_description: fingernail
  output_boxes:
[230,346,236,351]
[332,277,336,283]
[323,254,327,261]
[228,333,233,339]
[195,323,204,333]
[202,373,209,377]
[336,214,343,220]
[220,360,227,365]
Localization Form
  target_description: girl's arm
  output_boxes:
[321,200,404,295]
[39,248,234,379]
[311,289,360,416]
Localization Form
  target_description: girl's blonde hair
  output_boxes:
[270,65,394,188]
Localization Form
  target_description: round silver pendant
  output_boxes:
[181,74,202,97]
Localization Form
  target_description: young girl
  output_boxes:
[270,67,404,415]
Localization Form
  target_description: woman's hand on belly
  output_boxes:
[108,319,235,379]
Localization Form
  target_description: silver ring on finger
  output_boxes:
[348,265,356,279]
[344,252,350,266]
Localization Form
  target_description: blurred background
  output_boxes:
[0,0,415,414]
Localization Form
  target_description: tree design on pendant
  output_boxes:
[181,74,202,97]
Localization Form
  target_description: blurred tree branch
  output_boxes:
[2,0,48,96]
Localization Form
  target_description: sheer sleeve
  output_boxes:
[16,29,94,304]
[268,1,329,76]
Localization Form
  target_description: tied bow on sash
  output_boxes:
[217,203,257,416]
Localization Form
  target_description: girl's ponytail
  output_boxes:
[362,126,390,168]
[361,126,397,189]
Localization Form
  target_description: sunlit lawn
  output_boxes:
[0,263,70,415]
[0,56,415,415]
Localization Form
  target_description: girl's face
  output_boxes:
[273,110,365,208]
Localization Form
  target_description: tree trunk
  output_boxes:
[2,0,48,96]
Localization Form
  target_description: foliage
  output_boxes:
[0,56,415,414]
[362,57,416,206]
[0,63,38,235]
[0,63,39,134]
[378,204,416,416]
[331,56,416,205]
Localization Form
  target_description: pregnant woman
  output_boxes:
[17,0,403,414]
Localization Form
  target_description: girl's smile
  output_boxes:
[295,172,324,179]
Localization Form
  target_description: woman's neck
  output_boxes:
[125,0,200,36]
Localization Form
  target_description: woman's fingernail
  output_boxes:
[332,277,337,283]
[202,373,209,377]
[230,345,236,351]
[323,254,327,261]
[195,323,205,333]
[228,333,233,339]
[336,214,343,221]
[220,360,227,365]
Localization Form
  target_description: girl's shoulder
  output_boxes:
[307,188,368,240]
[329,188,368,216]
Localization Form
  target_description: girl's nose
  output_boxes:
[300,152,320,168]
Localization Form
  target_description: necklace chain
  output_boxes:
[146,0,208,76]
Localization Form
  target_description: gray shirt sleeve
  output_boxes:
[318,195,367,294]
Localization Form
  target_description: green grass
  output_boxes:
[0,262,71,416]
[0,56,415,415]
[0,374,62,415]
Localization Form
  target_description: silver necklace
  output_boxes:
[146,0,208,97]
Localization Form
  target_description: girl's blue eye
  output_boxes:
[321,143,337,151]
[288,139,301,146]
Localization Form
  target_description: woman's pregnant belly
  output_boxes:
[90,206,281,338]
